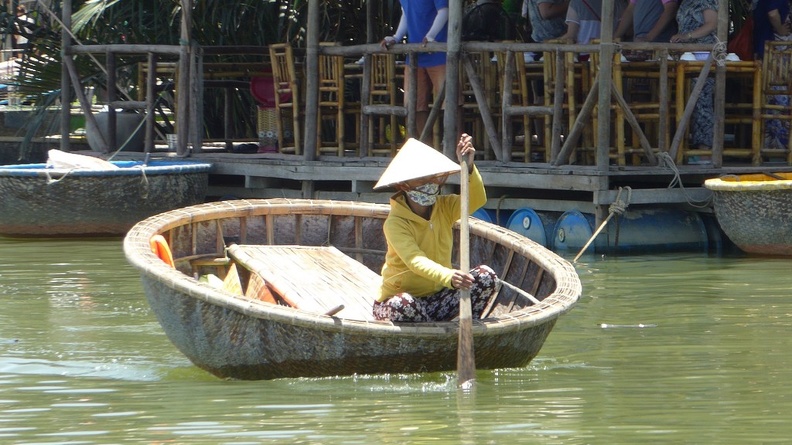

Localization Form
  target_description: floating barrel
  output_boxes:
[472,208,493,223]
[472,208,513,227]
[506,208,560,248]
[552,208,709,254]
[552,210,596,253]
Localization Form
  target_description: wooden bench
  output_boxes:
[226,244,380,321]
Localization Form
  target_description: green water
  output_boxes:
[1,237,791,444]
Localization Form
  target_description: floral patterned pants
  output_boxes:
[372,265,498,322]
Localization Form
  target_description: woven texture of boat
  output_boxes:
[705,173,792,255]
[123,199,581,380]
[0,160,211,237]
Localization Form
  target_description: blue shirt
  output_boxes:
[753,0,790,58]
[402,0,449,67]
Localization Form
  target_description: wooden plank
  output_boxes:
[227,245,379,320]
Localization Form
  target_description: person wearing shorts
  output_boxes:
[382,0,462,141]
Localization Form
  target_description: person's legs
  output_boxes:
[405,66,432,141]
[425,64,464,140]
[422,265,499,321]
[373,266,498,322]
[373,293,431,322]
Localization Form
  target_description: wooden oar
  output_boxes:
[457,158,476,387]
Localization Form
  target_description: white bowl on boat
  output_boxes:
[680,52,696,61]
[693,51,709,60]
[726,53,740,61]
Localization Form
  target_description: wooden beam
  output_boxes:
[177,0,192,156]
[61,0,72,151]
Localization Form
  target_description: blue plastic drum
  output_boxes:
[552,210,595,253]
[552,208,710,254]
[506,208,549,247]
[472,208,493,223]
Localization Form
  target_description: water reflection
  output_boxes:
[2,239,792,443]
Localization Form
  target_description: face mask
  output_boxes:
[406,183,440,206]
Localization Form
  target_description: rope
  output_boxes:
[713,39,728,67]
[45,168,76,184]
[573,186,632,263]
[656,152,713,209]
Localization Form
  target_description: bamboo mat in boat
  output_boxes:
[228,245,380,321]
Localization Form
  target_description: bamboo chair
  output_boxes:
[361,53,406,157]
[589,48,674,166]
[757,41,792,165]
[588,49,626,165]
[618,52,675,165]
[268,43,302,154]
[674,55,760,165]
[542,48,590,164]
[497,48,557,162]
[317,43,347,156]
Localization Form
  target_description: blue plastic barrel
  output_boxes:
[506,208,550,247]
[472,208,493,223]
[472,208,513,227]
[552,210,595,253]
[552,208,709,254]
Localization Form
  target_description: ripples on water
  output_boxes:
[1,239,792,443]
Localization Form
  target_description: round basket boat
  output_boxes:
[0,160,212,237]
[704,173,792,255]
[123,199,582,380]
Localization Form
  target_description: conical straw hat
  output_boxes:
[374,138,460,189]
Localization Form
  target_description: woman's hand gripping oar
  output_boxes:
[457,134,476,388]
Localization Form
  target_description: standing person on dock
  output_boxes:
[558,0,626,59]
[753,0,791,59]
[381,0,460,142]
[670,0,718,164]
[523,0,569,47]
[371,135,497,322]
[522,0,569,145]
[753,0,791,151]
[614,0,679,43]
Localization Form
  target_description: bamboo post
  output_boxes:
[189,42,203,153]
[106,50,117,151]
[60,0,72,151]
[63,56,107,153]
[407,56,418,138]
[659,49,669,152]
[550,49,564,161]
[462,53,502,159]
[596,0,615,171]
[303,0,319,161]
[444,0,462,159]
[501,51,515,163]
[177,0,192,156]
[713,60,725,167]
[359,54,372,155]
[144,52,156,153]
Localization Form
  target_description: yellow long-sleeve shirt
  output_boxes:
[378,166,487,301]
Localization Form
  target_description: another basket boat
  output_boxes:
[123,198,582,380]
[704,173,792,255]
[0,159,211,237]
